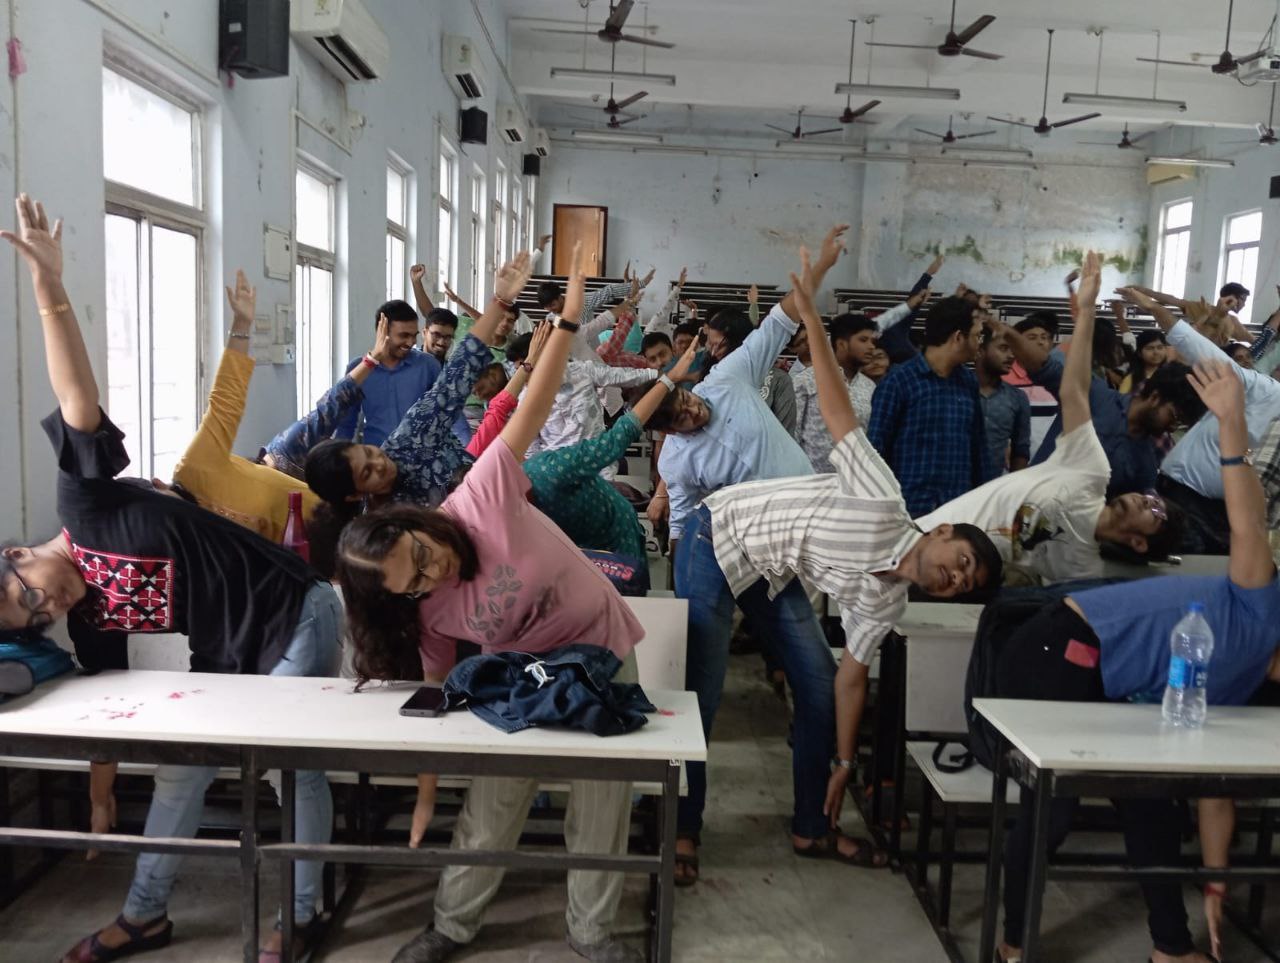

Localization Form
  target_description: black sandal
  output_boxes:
[673,835,700,887]
[793,833,889,868]
[63,914,173,962]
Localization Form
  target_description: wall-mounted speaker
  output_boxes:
[1270,174,1280,199]
[522,153,541,177]
[219,0,289,79]
[460,107,488,145]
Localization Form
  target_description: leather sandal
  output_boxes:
[62,914,173,963]
[792,833,889,868]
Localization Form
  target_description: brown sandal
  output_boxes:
[792,833,889,868]
[673,835,700,887]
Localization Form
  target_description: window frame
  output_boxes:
[470,165,487,304]
[494,160,508,269]
[294,161,338,418]
[437,135,459,294]
[386,156,413,302]
[1219,209,1263,324]
[1154,198,1193,301]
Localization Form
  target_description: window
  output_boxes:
[102,63,204,482]
[524,176,537,252]
[386,161,411,302]
[1221,210,1263,323]
[437,139,457,292]
[512,176,524,259]
[295,164,337,418]
[494,161,508,269]
[1154,199,1193,300]
[470,168,487,303]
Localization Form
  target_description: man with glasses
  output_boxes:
[920,255,1185,584]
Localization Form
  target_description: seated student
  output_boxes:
[1117,286,1280,555]
[920,254,1182,584]
[1119,329,1169,394]
[867,296,991,517]
[983,359,1280,963]
[676,246,1003,883]
[303,265,519,512]
[792,313,880,471]
[998,312,1203,501]
[0,194,341,962]
[336,245,647,963]
[334,299,440,447]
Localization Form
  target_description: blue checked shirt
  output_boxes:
[334,348,441,448]
[867,353,990,517]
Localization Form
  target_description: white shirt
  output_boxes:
[533,359,656,457]
[1160,320,1280,498]
[704,427,921,665]
[917,421,1109,583]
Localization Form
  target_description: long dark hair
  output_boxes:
[335,505,479,686]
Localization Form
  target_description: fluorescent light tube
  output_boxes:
[938,145,1034,156]
[835,82,960,101]
[1146,155,1234,169]
[775,140,863,155]
[551,67,676,86]
[570,129,664,145]
[1063,92,1186,113]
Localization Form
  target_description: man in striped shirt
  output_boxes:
[679,249,1003,877]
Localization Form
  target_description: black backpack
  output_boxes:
[963,580,1121,770]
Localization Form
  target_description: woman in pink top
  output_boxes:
[336,246,660,963]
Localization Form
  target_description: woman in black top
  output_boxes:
[0,195,339,962]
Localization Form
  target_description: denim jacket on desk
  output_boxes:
[442,643,655,735]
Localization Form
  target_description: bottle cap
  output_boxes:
[1187,601,1205,613]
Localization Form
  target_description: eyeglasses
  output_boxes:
[8,567,52,630]
[404,531,436,600]
[1143,490,1168,523]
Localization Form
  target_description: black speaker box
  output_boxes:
[460,107,488,145]
[1271,175,1280,199]
[219,0,289,79]
[522,153,542,177]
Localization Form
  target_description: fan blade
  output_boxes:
[846,99,880,121]
[614,114,647,126]
[531,28,597,35]
[955,130,997,139]
[988,116,1034,128]
[604,0,634,32]
[614,90,648,110]
[960,47,1003,60]
[1050,112,1101,128]
[1128,129,1156,144]
[765,124,794,134]
[954,14,996,45]
[1079,141,1123,146]
[914,129,947,139]
[801,128,844,137]
[1135,56,1209,67]
[1234,49,1269,66]
[620,34,676,48]
[865,42,939,50]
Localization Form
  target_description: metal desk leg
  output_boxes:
[280,769,296,963]
[979,735,1009,963]
[939,802,958,929]
[1248,806,1274,926]
[653,761,679,963]
[1020,769,1053,963]
[915,776,932,892]
[241,751,261,963]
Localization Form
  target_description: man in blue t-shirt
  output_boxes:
[983,358,1280,963]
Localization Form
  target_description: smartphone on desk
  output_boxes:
[400,685,447,718]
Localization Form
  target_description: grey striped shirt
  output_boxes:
[703,428,922,664]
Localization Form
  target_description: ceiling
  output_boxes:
[499,0,1280,153]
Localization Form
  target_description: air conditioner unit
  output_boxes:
[444,35,488,101]
[498,104,527,144]
[533,128,551,157]
[1237,52,1280,83]
[291,0,389,82]
[1146,164,1195,187]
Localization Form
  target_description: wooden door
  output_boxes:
[552,204,608,276]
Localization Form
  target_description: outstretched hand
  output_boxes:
[493,250,534,305]
[561,242,588,322]
[667,336,702,383]
[1074,251,1101,307]
[814,224,850,275]
[526,318,552,366]
[409,263,427,284]
[224,269,256,324]
[1187,360,1244,421]
[906,286,932,311]
[1,193,63,281]
[369,314,393,365]
[789,248,821,325]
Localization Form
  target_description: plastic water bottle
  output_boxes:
[1161,603,1214,728]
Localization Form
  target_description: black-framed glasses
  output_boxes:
[404,531,435,600]
[8,567,52,630]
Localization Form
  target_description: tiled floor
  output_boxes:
[1,654,1274,961]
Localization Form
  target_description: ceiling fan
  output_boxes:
[1081,123,1156,149]
[988,30,1100,136]
[1228,86,1278,145]
[866,0,1001,60]
[767,107,844,140]
[554,46,649,120]
[915,115,995,143]
[533,1,674,49]
[835,21,880,125]
[1136,0,1266,74]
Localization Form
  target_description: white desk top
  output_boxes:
[0,671,706,762]
[895,602,984,636]
[973,698,1280,774]
[1102,554,1229,581]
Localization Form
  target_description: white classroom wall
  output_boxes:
[0,0,529,543]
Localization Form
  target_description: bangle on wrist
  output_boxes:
[228,332,250,341]
[493,294,515,309]
[518,361,533,373]
[38,302,72,317]
[1204,883,1227,898]
[361,354,379,370]
[833,757,854,771]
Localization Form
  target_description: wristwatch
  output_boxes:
[1220,450,1253,467]
[552,316,581,334]
[833,757,854,771]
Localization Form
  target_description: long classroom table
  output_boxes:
[0,670,705,963]
[973,698,1280,963]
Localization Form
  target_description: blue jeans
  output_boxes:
[674,506,835,840]
[123,582,341,925]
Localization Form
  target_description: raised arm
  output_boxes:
[1187,361,1275,589]
[789,250,857,441]
[1113,286,1180,335]
[2,194,99,432]
[500,246,582,462]
[409,264,434,315]
[1130,284,1194,315]
[442,281,484,333]
[1058,252,1100,436]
